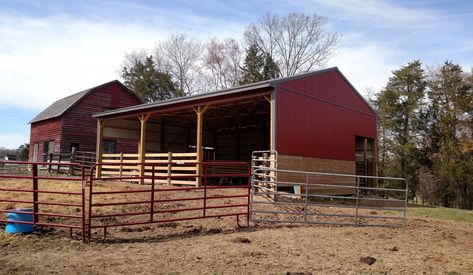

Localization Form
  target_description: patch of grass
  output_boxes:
[410,205,473,224]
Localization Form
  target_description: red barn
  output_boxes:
[29,80,142,162]
[93,68,377,189]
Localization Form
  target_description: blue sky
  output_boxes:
[0,0,472,149]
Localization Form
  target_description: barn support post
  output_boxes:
[138,114,151,184]
[267,92,276,151]
[193,105,209,187]
[96,119,105,178]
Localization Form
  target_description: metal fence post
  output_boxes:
[203,163,207,218]
[355,177,360,226]
[32,163,39,223]
[403,179,409,223]
[150,164,155,222]
[304,173,309,222]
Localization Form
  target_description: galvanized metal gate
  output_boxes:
[250,166,408,227]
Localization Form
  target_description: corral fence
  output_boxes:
[251,168,408,227]
[100,152,198,185]
[0,161,86,239]
[87,161,251,242]
[0,160,250,242]
[1,159,408,242]
[39,150,96,176]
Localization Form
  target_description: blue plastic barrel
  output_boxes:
[5,209,34,234]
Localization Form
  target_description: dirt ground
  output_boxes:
[1,178,473,274]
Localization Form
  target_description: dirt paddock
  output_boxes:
[1,178,472,274]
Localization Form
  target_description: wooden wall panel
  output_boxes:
[60,82,141,153]
[28,118,62,161]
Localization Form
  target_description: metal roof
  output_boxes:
[29,80,140,124]
[93,67,376,119]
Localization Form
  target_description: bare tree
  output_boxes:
[202,38,243,90]
[156,33,203,95]
[244,13,340,76]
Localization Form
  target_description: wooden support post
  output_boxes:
[194,105,209,187]
[118,152,123,179]
[139,114,151,184]
[269,93,276,151]
[48,153,53,173]
[57,153,62,175]
[167,152,172,185]
[96,120,105,178]
[69,147,76,176]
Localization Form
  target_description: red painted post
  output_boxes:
[203,163,207,218]
[81,165,86,242]
[150,164,155,222]
[87,164,95,243]
[32,163,39,223]
[246,163,251,226]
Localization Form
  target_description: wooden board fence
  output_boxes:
[101,152,198,185]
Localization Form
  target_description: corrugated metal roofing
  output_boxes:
[29,80,140,124]
[93,67,376,119]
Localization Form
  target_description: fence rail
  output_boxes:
[101,152,198,185]
[0,161,86,239]
[251,168,408,227]
[87,161,251,242]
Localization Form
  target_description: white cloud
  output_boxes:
[0,12,244,110]
[310,0,439,29]
[0,14,169,109]
[328,40,398,96]
[0,132,29,149]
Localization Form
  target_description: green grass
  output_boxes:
[409,205,473,224]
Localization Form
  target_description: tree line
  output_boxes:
[120,13,340,102]
[373,60,473,209]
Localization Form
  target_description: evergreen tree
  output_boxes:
[374,60,426,197]
[262,53,280,80]
[240,44,280,85]
[121,55,182,103]
[427,61,473,208]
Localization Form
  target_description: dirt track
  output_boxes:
[1,214,472,274]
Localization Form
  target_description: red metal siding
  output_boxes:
[276,70,376,161]
[28,118,62,161]
[61,82,141,153]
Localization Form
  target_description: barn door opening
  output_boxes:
[43,140,55,161]
[32,143,39,162]
[355,136,374,188]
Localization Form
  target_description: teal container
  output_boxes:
[5,209,34,234]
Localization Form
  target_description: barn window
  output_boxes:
[103,140,117,154]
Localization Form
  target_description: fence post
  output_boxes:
[355,177,360,226]
[119,152,123,179]
[70,147,76,176]
[57,153,62,174]
[304,173,309,222]
[167,152,172,185]
[32,163,39,223]
[48,153,53,173]
[150,165,155,222]
[203,164,207,218]
[403,179,409,223]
